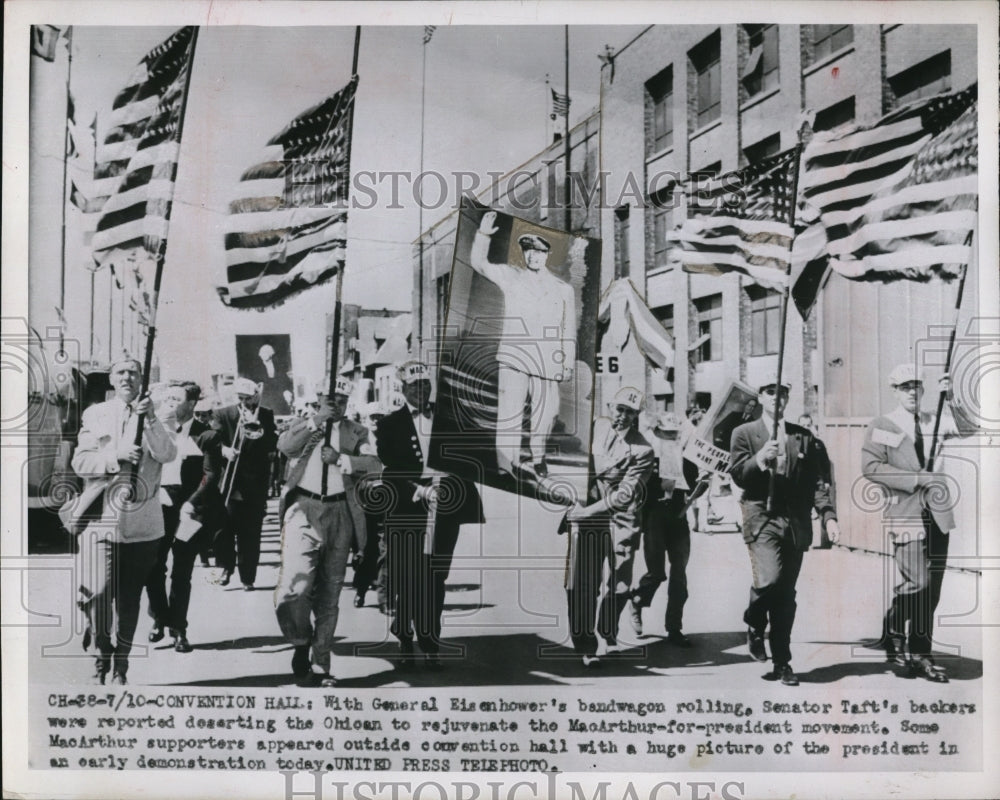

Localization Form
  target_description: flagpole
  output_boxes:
[58,28,74,352]
[563,25,572,232]
[127,27,199,495]
[926,231,974,471]
[417,27,429,356]
[766,143,804,513]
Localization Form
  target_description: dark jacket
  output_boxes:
[213,404,277,507]
[374,406,483,526]
[729,417,836,549]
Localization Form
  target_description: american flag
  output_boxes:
[423,26,437,44]
[218,76,357,309]
[597,279,675,371]
[91,27,198,269]
[551,88,571,118]
[799,83,977,284]
[31,25,63,62]
[668,147,800,289]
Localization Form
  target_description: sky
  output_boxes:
[33,22,646,384]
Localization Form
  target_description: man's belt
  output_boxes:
[294,487,346,503]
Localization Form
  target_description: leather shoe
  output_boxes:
[885,635,908,667]
[627,600,643,637]
[148,624,165,643]
[92,669,107,686]
[173,634,193,653]
[747,628,768,662]
[763,664,799,686]
[318,673,338,688]
[354,592,366,608]
[666,630,692,648]
[243,583,255,592]
[910,656,949,683]
[291,644,311,678]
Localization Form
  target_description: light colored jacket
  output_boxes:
[71,397,176,542]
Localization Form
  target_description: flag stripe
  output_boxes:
[220,76,358,308]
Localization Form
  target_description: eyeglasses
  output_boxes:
[894,382,922,392]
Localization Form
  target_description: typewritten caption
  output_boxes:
[36,687,981,772]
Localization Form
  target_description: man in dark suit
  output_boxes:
[729,372,840,686]
[274,378,382,686]
[144,381,210,652]
[375,361,484,668]
[213,378,277,590]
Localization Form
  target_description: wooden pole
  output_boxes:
[766,144,803,513]
[563,26,572,232]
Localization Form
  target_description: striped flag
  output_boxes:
[668,147,800,289]
[799,83,977,286]
[597,278,675,371]
[218,76,357,309]
[91,26,197,269]
[551,88,571,118]
[423,25,437,44]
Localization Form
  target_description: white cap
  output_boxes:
[655,412,681,431]
[887,363,922,386]
[612,386,644,411]
[363,401,385,418]
[757,370,792,393]
[397,360,430,385]
[194,396,217,413]
[234,377,259,396]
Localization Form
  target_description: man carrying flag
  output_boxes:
[861,363,977,682]
[729,372,840,686]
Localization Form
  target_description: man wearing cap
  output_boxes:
[729,372,839,686]
[273,377,381,686]
[629,412,699,646]
[471,211,578,478]
[862,363,977,682]
[213,378,277,590]
[144,381,209,653]
[375,361,484,667]
[71,356,177,684]
[566,387,655,663]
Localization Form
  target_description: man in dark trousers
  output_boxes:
[213,377,277,590]
[729,372,840,686]
[375,361,484,668]
[862,363,976,682]
[144,381,209,652]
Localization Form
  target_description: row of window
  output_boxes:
[651,287,781,364]
[645,24,952,157]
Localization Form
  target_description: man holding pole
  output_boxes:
[861,363,977,682]
[71,355,176,685]
[729,371,839,686]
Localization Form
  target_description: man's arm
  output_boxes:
[468,210,509,284]
[562,283,577,376]
[860,420,921,494]
[729,425,766,489]
[71,406,120,477]
[344,425,382,475]
[277,416,316,458]
[140,399,176,464]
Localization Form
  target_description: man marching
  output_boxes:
[729,372,839,686]
[212,378,277,590]
[274,377,381,686]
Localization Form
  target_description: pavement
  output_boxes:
[24,487,983,690]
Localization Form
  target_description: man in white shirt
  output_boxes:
[274,377,381,686]
[470,211,577,478]
[71,356,176,685]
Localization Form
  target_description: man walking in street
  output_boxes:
[72,355,176,685]
[274,378,381,686]
[862,363,976,682]
[729,372,840,686]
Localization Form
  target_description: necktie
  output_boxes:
[121,404,133,437]
[321,420,333,495]
[914,414,926,468]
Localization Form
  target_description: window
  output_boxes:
[436,273,450,331]
[646,65,674,152]
[652,303,674,340]
[747,285,781,355]
[654,395,676,414]
[742,24,779,98]
[743,133,781,166]
[694,293,723,363]
[889,50,952,106]
[690,31,722,128]
[695,392,713,411]
[813,96,855,132]
[650,186,676,271]
[811,25,853,61]
[614,205,630,279]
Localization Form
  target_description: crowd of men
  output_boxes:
[68,353,974,687]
